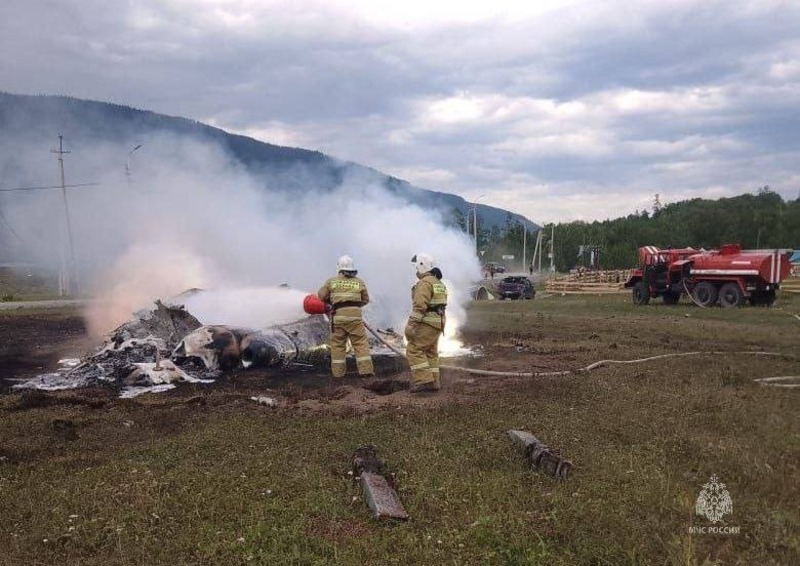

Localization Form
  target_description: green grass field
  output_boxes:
[0,269,62,302]
[1,294,798,565]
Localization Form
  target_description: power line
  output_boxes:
[0,206,23,241]
[0,143,101,288]
[0,182,99,192]
[0,184,99,243]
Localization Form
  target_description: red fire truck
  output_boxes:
[624,244,791,307]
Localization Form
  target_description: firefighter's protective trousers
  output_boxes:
[404,321,442,386]
[330,319,373,378]
[405,273,448,386]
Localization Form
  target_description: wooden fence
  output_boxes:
[782,275,800,294]
[545,270,631,295]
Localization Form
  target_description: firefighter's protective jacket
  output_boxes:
[317,274,370,324]
[408,273,448,330]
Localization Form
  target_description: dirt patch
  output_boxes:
[0,309,93,387]
[14,388,112,411]
[0,320,481,421]
[363,378,408,395]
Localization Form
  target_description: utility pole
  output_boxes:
[126,143,142,190]
[472,194,486,256]
[51,134,79,295]
[522,224,527,272]
[537,231,542,272]
[531,230,541,272]
[549,224,555,272]
[472,205,477,252]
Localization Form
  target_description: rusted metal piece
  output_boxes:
[352,445,408,520]
[508,430,572,479]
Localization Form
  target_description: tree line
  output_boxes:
[453,188,800,271]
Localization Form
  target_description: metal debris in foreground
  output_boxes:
[508,430,572,479]
[352,445,408,520]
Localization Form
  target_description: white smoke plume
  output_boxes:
[1,130,481,339]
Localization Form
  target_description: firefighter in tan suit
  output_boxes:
[405,253,448,393]
[317,255,374,379]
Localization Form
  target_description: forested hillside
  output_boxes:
[476,189,799,271]
[0,92,536,235]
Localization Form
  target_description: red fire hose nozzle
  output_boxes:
[303,294,328,315]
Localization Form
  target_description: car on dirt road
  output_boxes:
[496,276,535,300]
[485,262,506,275]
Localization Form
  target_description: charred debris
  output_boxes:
[15,297,403,397]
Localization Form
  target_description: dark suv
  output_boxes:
[497,276,535,300]
[485,262,506,274]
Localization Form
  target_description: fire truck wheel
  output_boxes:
[749,290,776,306]
[632,281,650,305]
[692,282,718,307]
[718,282,745,308]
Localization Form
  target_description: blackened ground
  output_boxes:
[0,308,420,408]
[0,309,93,390]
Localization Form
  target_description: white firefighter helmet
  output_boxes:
[411,253,435,274]
[337,255,355,272]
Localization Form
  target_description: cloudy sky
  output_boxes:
[2,0,799,223]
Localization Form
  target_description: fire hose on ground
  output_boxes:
[683,280,707,308]
[303,295,797,387]
[362,322,798,386]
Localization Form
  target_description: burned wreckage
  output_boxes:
[16,295,403,397]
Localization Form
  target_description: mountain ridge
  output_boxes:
[0,92,538,233]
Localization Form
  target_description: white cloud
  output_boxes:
[491,131,616,159]
[213,120,311,148]
[623,135,749,158]
[388,166,458,186]
[427,94,486,124]
[291,0,586,28]
[605,87,729,114]
[769,59,800,81]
